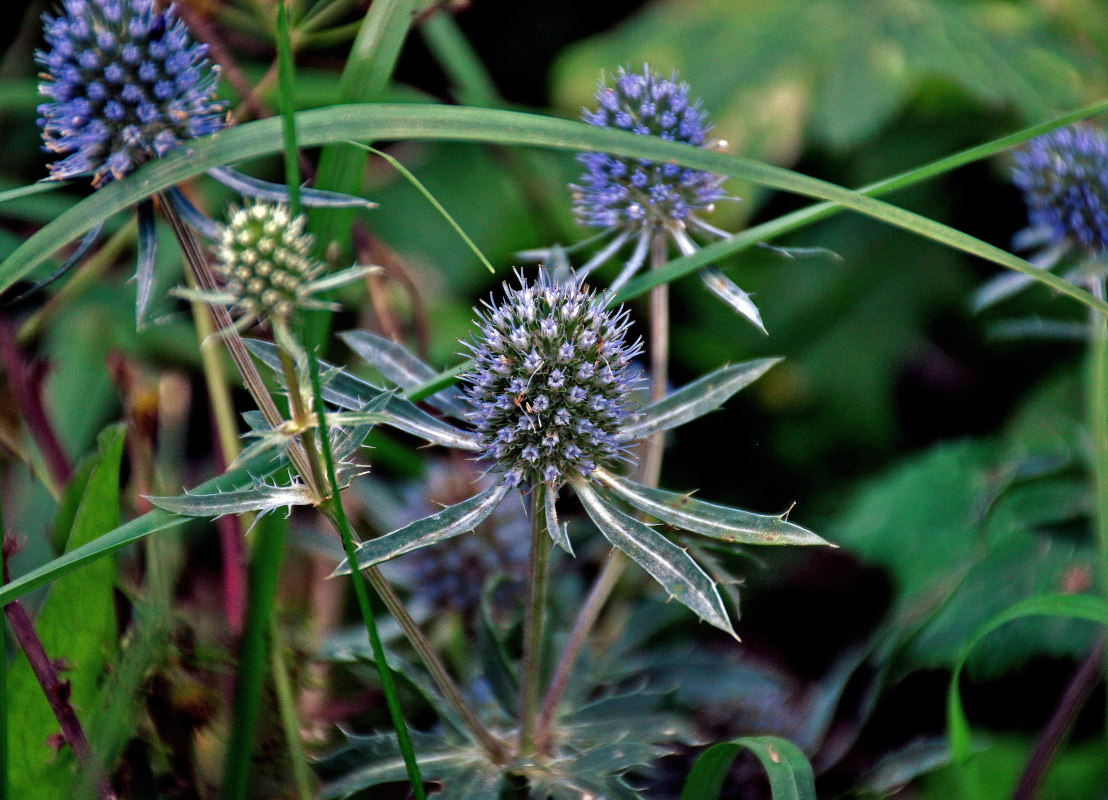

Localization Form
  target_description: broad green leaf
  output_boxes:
[340,330,471,418]
[332,480,513,575]
[573,480,734,636]
[596,469,829,547]
[5,104,1108,315]
[0,451,286,610]
[9,426,124,799]
[148,480,316,517]
[680,736,816,800]
[619,359,781,442]
[947,593,1108,762]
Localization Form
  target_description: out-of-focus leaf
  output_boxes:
[830,440,1097,674]
[8,426,124,798]
[947,593,1108,762]
[680,736,816,800]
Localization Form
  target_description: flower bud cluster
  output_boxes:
[462,269,642,487]
[572,65,728,231]
[216,203,324,323]
[1013,125,1108,254]
[37,0,225,187]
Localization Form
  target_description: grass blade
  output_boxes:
[345,141,495,273]
[277,0,301,218]
[681,736,816,800]
[946,593,1108,761]
[6,102,1107,313]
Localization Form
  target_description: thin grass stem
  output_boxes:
[270,617,316,800]
[222,513,287,800]
[306,348,428,799]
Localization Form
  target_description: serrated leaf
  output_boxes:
[333,480,513,575]
[596,469,828,547]
[246,339,481,451]
[9,426,125,799]
[681,736,816,800]
[319,730,477,799]
[544,486,574,555]
[148,479,316,517]
[619,359,781,442]
[573,480,734,636]
[341,330,471,418]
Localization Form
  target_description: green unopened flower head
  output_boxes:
[181,201,377,333]
[217,202,322,322]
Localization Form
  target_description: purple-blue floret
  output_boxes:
[37,0,225,188]
[572,65,728,231]
[1013,125,1108,254]
[462,269,642,487]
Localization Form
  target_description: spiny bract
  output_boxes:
[217,202,324,323]
[1013,125,1108,254]
[37,0,225,187]
[462,268,642,487]
[572,65,728,232]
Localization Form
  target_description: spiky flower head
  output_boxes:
[37,0,225,188]
[216,202,325,324]
[572,65,728,232]
[1013,125,1108,255]
[462,269,642,487]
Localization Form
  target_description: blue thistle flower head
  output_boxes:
[462,268,643,487]
[572,65,728,232]
[37,0,226,188]
[1012,125,1108,254]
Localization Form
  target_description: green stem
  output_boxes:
[520,486,551,756]
[270,618,316,800]
[222,514,287,800]
[534,231,670,749]
[1087,276,1108,739]
[277,0,302,219]
[306,349,428,799]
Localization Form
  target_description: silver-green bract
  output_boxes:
[332,270,831,637]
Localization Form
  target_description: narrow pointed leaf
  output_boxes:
[681,736,816,800]
[596,470,829,547]
[135,199,158,327]
[6,220,104,307]
[341,329,472,418]
[149,480,315,517]
[333,480,512,575]
[573,480,733,636]
[307,264,379,293]
[698,265,766,334]
[544,486,573,555]
[207,165,375,209]
[619,359,781,442]
[252,339,475,448]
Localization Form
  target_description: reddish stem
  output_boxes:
[0,318,71,487]
[2,538,115,800]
